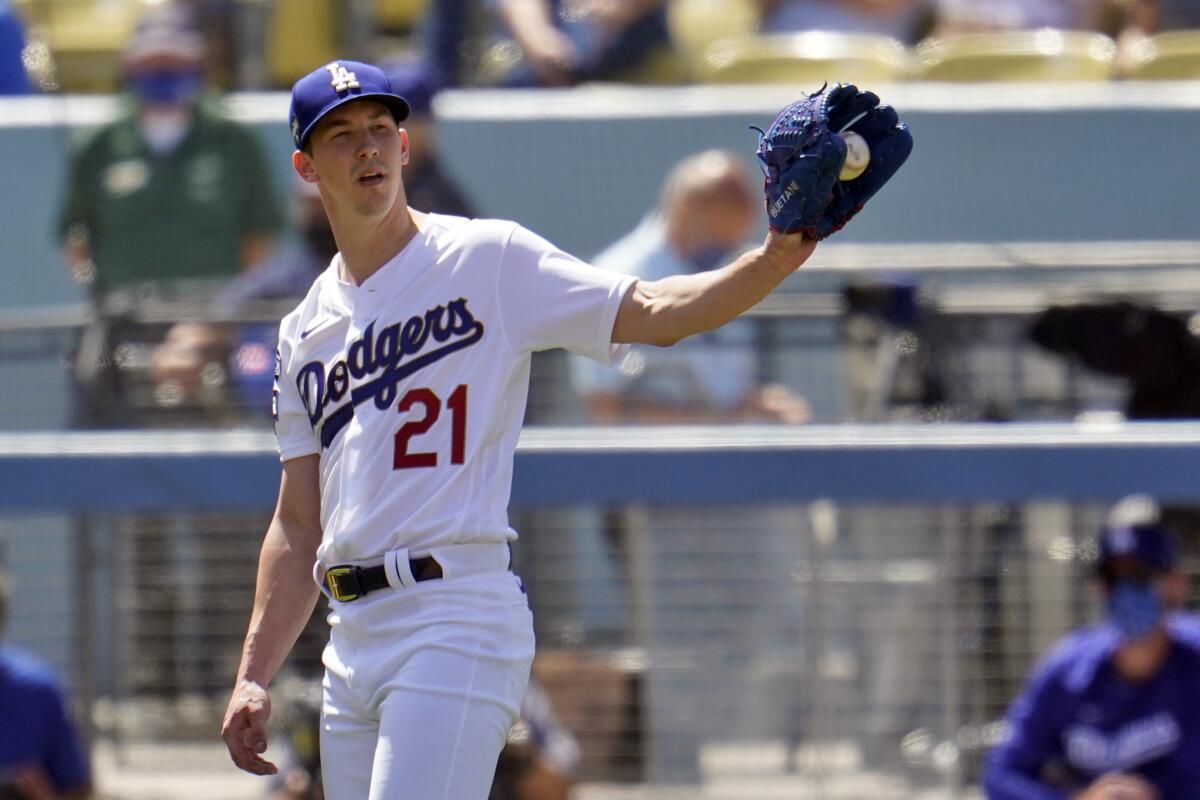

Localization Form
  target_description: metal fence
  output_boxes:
[2,426,1199,798]
[6,241,1200,434]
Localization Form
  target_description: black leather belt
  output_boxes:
[324,556,443,602]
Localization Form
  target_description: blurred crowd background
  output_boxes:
[1,1,1200,799]
[6,0,1200,94]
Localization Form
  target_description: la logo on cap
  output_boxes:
[326,62,360,93]
[1109,526,1136,554]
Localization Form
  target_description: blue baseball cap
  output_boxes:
[1098,522,1179,575]
[289,60,411,150]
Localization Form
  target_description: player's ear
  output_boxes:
[399,128,410,167]
[293,150,319,186]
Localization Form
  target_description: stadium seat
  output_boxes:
[697,31,910,87]
[1123,30,1200,80]
[17,0,141,92]
[267,0,339,88]
[913,29,1117,82]
[374,0,428,32]
[667,0,759,56]
[613,46,692,85]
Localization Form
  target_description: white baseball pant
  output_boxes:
[318,560,535,800]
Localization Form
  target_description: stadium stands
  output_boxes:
[913,29,1118,82]
[698,31,910,85]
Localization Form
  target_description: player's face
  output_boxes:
[301,100,408,217]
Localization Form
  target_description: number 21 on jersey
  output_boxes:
[394,384,467,469]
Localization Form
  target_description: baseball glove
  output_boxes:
[755,83,913,240]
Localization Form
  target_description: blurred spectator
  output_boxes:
[422,0,486,88]
[56,1,282,424]
[755,0,934,44]
[1117,0,1200,72]
[984,496,1200,799]
[0,572,91,800]
[0,0,30,94]
[167,176,336,415]
[574,148,810,423]
[382,60,476,217]
[58,1,281,297]
[1121,0,1200,33]
[1030,301,1200,420]
[491,0,670,86]
[567,150,808,784]
[934,0,1107,33]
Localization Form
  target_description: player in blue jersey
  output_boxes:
[983,496,1200,800]
[0,572,91,800]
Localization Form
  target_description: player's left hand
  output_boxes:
[755,83,912,240]
[221,679,278,776]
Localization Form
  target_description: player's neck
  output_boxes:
[1112,626,1171,683]
[332,201,420,285]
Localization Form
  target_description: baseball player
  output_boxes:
[983,498,1200,800]
[220,61,910,799]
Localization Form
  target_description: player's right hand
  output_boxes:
[1074,773,1159,800]
[221,679,278,776]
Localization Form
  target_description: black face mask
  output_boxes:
[302,221,339,261]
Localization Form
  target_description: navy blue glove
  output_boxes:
[817,83,913,239]
[756,84,913,240]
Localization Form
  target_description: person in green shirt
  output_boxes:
[58,2,283,424]
[58,1,282,299]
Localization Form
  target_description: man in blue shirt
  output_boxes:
[984,496,1200,800]
[0,572,91,799]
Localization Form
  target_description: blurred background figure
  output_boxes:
[755,0,935,44]
[0,0,30,95]
[1117,0,1200,73]
[983,496,1200,799]
[933,0,1108,33]
[563,149,808,785]
[56,0,282,424]
[490,0,671,86]
[574,148,810,423]
[156,175,336,418]
[1120,0,1200,36]
[0,572,91,800]
[382,59,477,216]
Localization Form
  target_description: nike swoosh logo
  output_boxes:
[300,318,334,340]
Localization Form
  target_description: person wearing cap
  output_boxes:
[380,61,475,218]
[220,57,818,798]
[983,496,1200,800]
[57,0,282,300]
[0,571,92,800]
[56,1,283,424]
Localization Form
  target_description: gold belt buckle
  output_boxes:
[325,566,362,602]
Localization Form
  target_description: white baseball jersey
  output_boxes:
[273,214,634,567]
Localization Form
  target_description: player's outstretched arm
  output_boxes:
[611,230,814,346]
[221,454,323,776]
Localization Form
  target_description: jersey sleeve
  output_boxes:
[37,680,90,793]
[274,322,320,462]
[495,224,635,364]
[981,655,1075,800]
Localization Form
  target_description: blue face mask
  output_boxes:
[688,246,733,273]
[1107,580,1163,640]
[130,70,202,105]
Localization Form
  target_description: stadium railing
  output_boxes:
[2,423,1199,798]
